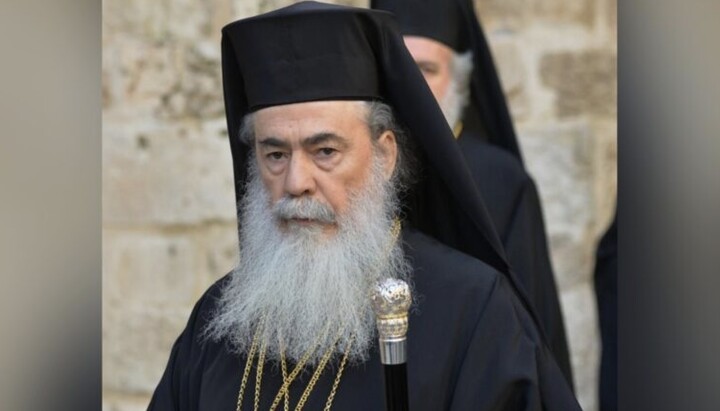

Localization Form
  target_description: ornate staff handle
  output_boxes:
[371,279,411,411]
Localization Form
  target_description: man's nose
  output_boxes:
[283,154,316,197]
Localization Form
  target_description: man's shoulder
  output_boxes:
[402,228,549,338]
[402,227,502,298]
[186,273,233,333]
[457,133,540,235]
[401,228,544,349]
[457,133,530,186]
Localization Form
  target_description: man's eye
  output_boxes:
[419,64,438,75]
[267,152,286,161]
[317,148,337,157]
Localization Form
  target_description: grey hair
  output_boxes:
[439,50,474,129]
[238,112,256,145]
[452,50,474,106]
[363,100,417,191]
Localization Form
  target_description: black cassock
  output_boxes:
[457,130,573,386]
[149,228,580,411]
[594,213,617,411]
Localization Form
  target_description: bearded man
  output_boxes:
[148,2,580,410]
[371,0,573,385]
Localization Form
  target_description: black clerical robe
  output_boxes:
[149,228,580,410]
[594,213,617,411]
[457,131,573,386]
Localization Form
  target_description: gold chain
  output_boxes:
[236,330,352,411]
[236,325,262,411]
[280,350,289,411]
[254,338,268,411]
[237,325,315,411]
[293,336,340,411]
[323,336,352,411]
[266,335,323,411]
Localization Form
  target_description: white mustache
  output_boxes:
[272,196,337,224]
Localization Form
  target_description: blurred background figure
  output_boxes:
[372,0,572,386]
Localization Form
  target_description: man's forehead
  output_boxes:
[255,100,366,117]
[403,35,454,59]
[253,100,369,135]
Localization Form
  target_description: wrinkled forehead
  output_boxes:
[254,100,368,121]
[251,100,370,139]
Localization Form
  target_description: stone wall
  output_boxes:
[102,1,616,410]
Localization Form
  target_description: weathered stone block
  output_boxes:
[104,0,212,43]
[560,284,600,411]
[103,37,224,122]
[476,0,594,27]
[475,0,528,28]
[103,304,191,394]
[533,0,595,27]
[607,0,617,34]
[540,49,617,118]
[103,121,236,225]
[198,223,240,286]
[231,0,259,22]
[103,230,201,306]
[155,42,225,121]
[102,38,180,119]
[489,35,530,120]
[519,122,596,289]
[549,231,595,291]
[591,121,617,234]
[520,122,594,231]
[491,37,525,95]
[103,395,152,411]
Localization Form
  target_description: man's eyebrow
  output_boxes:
[302,132,349,148]
[257,137,290,149]
[416,60,439,69]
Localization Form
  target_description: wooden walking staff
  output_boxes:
[371,279,412,411]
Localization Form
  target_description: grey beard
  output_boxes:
[439,82,464,130]
[440,51,473,131]
[204,154,411,365]
[440,80,468,129]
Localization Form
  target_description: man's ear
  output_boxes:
[376,130,398,181]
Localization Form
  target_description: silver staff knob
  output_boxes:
[371,278,412,365]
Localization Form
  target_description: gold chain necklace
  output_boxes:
[236,327,351,411]
[292,336,353,411]
[280,350,289,411]
[236,324,262,411]
[267,328,332,411]
[254,337,268,410]
[235,219,402,410]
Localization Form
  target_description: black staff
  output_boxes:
[372,279,412,411]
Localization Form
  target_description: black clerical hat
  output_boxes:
[221,1,510,278]
[373,0,470,52]
[372,0,525,164]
